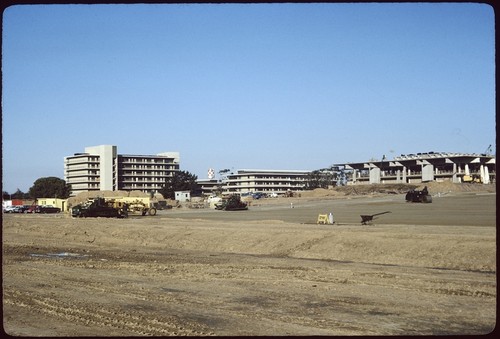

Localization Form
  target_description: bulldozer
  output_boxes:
[215,195,248,211]
[71,198,127,218]
[405,186,432,203]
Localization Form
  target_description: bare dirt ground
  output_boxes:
[2,183,496,336]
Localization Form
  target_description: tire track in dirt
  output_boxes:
[350,270,496,298]
[260,241,496,301]
[3,289,214,336]
[271,234,336,257]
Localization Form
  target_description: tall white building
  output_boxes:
[64,145,180,196]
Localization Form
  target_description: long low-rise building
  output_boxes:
[336,152,495,185]
[221,169,311,195]
[64,145,180,196]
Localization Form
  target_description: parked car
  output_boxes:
[252,192,266,199]
[25,205,39,213]
[16,205,31,213]
[35,205,61,214]
[3,206,18,213]
[13,206,24,213]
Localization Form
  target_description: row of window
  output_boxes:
[118,158,175,164]
[119,184,163,189]
[119,167,177,173]
[65,157,100,164]
[228,176,306,180]
[224,184,304,189]
[119,178,169,182]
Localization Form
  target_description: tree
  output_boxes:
[304,168,335,190]
[3,189,30,200]
[159,170,199,200]
[2,191,11,200]
[28,177,71,199]
[218,169,232,181]
[304,170,324,190]
[11,189,30,199]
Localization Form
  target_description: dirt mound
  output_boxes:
[300,182,495,198]
[336,183,417,195]
[419,181,496,193]
[300,184,416,198]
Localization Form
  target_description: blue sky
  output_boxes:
[2,3,495,193]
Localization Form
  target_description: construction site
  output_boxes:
[2,181,496,336]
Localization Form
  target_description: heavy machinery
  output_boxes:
[71,198,127,218]
[113,199,157,216]
[462,174,482,184]
[405,186,432,203]
[215,195,248,211]
[72,197,158,218]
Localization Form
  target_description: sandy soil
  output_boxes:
[2,185,496,336]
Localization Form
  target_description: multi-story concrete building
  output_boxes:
[336,152,495,185]
[64,145,180,196]
[196,178,220,196]
[221,169,311,195]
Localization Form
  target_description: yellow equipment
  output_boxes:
[112,198,157,216]
[317,214,329,224]
[463,175,482,183]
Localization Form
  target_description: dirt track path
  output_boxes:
[3,242,496,336]
[2,192,496,336]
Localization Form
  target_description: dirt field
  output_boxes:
[2,185,496,336]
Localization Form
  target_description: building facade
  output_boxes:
[64,145,180,196]
[196,179,220,196]
[336,152,495,185]
[221,169,311,195]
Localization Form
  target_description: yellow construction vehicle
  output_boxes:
[113,198,157,216]
[462,175,482,183]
